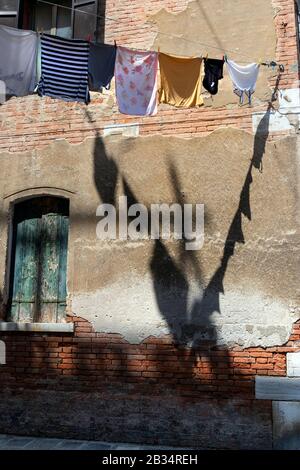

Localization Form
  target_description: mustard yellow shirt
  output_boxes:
[158,53,204,108]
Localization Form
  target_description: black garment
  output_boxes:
[88,42,116,91]
[202,58,224,95]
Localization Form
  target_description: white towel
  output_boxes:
[0,25,38,97]
[226,59,260,104]
[115,46,158,116]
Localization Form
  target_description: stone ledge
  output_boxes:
[255,376,300,401]
[0,322,74,333]
[103,123,139,137]
[287,352,300,377]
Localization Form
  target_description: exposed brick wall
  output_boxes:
[1,316,299,446]
[0,315,299,446]
[0,388,272,448]
[0,0,299,153]
[104,1,192,49]
[1,317,300,396]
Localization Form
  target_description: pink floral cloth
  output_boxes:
[115,46,158,116]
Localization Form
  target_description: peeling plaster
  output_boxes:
[148,0,277,107]
[252,88,300,133]
[0,129,299,348]
[72,275,298,347]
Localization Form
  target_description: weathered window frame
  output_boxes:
[0,0,103,40]
[0,193,74,333]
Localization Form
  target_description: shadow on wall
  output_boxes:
[153,75,280,347]
[87,75,279,377]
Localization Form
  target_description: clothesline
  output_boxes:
[0,23,284,114]
[36,0,284,67]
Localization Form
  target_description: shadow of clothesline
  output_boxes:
[85,75,279,383]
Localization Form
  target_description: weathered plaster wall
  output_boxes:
[148,0,278,107]
[1,128,299,347]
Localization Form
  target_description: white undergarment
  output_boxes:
[226,59,260,104]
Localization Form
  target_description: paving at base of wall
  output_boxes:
[0,434,189,450]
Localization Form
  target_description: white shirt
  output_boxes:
[0,25,38,97]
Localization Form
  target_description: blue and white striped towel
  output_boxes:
[37,34,90,104]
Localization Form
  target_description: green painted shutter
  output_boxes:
[10,216,41,322]
[39,212,69,322]
[57,215,69,322]
[9,197,69,323]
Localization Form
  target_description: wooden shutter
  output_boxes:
[72,0,98,39]
[10,215,41,322]
[39,212,69,322]
[0,0,20,27]
[9,197,69,323]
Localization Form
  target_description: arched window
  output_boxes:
[8,196,69,323]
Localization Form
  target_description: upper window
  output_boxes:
[29,0,73,39]
[7,196,69,323]
[0,0,20,27]
[0,0,102,40]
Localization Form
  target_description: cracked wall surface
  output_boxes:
[85,0,285,116]
[148,0,278,107]
[0,128,299,347]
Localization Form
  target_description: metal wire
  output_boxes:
[36,0,284,68]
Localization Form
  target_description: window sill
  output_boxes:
[0,322,74,333]
[255,376,300,401]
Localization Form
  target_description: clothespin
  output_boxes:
[158,45,160,53]
[258,58,262,65]
[224,54,228,62]
[114,40,117,47]
[205,52,208,60]
[269,60,277,71]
